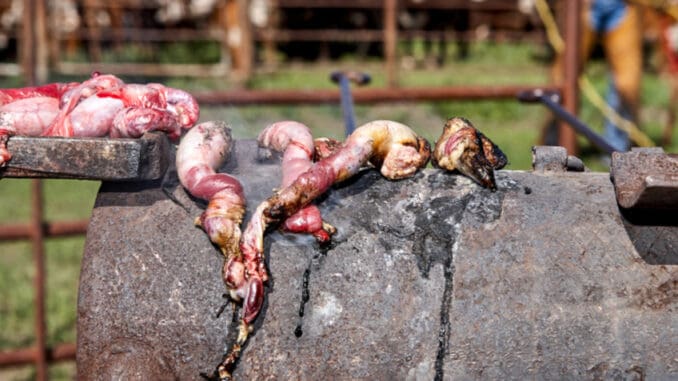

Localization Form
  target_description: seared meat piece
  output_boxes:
[176,121,246,260]
[433,117,507,190]
[257,120,336,242]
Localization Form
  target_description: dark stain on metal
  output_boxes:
[427,170,459,188]
[407,183,505,277]
[294,240,336,338]
[368,184,498,380]
[294,267,311,337]
[214,295,230,319]
[465,187,504,225]
[627,366,646,381]
[161,167,195,214]
[204,301,242,380]
[410,195,468,278]
[435,258,454,381]
[408,195,466,381]
[336,170,509,381]
[412,184,506,381]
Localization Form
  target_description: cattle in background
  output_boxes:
[398,7,471,69]
[265,1,541,67]
[399,1,540,68]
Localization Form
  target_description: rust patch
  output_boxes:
[627,277,678,310]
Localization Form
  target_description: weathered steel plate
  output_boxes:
[0,132,169,181]
[77,140,677,380]
[611,147,678,210]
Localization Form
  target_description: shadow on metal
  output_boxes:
[620,208,678,265]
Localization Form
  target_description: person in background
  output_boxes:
[586,0,643,152]
[546,0,642,153]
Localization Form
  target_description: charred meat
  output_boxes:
[432,117,507,190]
[257,120,336,242]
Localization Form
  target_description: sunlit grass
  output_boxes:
[0,179,99,222]
[0,178,96,381]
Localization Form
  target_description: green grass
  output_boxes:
[0,179,99,222]
[0,180,97,381]
[61,41,223,65]
[1,40,677,380]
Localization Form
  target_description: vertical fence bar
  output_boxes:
[560,0,581,154]
[21,0,36,85]
[35,0,49,84]
[21,0,49,378]
[31,179,48,381]
[383,0,398,88]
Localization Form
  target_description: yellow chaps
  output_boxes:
[552,3,643,121]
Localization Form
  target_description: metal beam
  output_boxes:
[193,85,561,105]
[0,133,169,181]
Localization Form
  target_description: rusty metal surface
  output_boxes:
[77,140,677,380]
[0,343,76,366]
[531,145,585,172]
[611,147,678,210]
[0,219,88,240]
[0,132,169,181]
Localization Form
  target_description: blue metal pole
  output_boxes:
[540,94,617,154]
[338,75,356,136]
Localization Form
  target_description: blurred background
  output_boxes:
[0,0,677,379]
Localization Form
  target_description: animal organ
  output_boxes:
[0,73,199,166]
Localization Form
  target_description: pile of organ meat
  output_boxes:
[0,72,199,167]
[0,73,506,379]
[0,73,507,380]
[177,117,506,380]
